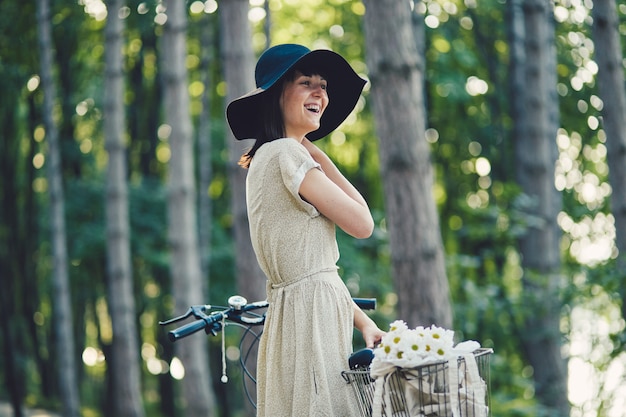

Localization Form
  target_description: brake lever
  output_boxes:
[158,305,210,326]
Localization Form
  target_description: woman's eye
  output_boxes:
[299,79,327,90]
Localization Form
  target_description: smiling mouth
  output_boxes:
[305,104,321,113]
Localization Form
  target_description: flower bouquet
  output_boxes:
[369,321,489,417]
[372,321,480,368]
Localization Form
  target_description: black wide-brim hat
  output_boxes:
[226,44,366,141]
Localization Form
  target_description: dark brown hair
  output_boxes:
[238,80,286,169]
[238,65,327,169]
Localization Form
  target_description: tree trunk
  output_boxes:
[103,1,146,416]
[198,13,214,291]
[362,0,453,329]
[514,1,568,415]
[219,3,264,411]
[128,28,161,178]
[591,0,626,317]
[36,0,81,416]
[162,1,215,416]
[0,268,26,417]
[508,0,526,164]
[0,73,30,417]
[219,0,267,303]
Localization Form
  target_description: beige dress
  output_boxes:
[247,138,360,417]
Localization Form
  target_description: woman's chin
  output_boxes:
[306,122,321,134]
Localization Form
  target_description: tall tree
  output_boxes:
[513,0,568,414]
[362,0,453,328]
[103,1,146,416]
[198,12,214,290]
[219,0,266,302]
[0,63,32,417]
[591,0,626,318]
[126,9,161,178]
[36,0,81,416]
[161,1,215,415]
[218,3,264,411]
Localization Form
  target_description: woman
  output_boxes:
[227,44,385,416]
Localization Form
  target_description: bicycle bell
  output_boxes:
[228,295,248,310]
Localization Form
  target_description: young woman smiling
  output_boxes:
[227,44,384,417]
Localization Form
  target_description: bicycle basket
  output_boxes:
[342,348,493,417]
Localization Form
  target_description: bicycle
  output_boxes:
[159,295,377,409]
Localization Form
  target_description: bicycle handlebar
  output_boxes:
[352,298,376,311]
[160,296,376,342]
[170,317,217,341]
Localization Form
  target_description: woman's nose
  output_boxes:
[312,83,326,96]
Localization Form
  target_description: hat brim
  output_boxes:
[226,49,366,141]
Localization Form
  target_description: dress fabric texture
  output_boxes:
[247,138,359,417]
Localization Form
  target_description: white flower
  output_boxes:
[428,325,455,346]
[428,337,449,360]
[375,336,398,362]
[373,320,480,369]
[401,330,422,362]
[420,325,454,360]
[388,320,408,334]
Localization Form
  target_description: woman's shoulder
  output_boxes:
[252,138,318,177]
[257,138,307,158]
[266,137,301,150]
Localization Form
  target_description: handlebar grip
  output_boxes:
[168,319,208,342]
[353,298,376,310]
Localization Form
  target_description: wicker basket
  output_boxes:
[342,348,493,417]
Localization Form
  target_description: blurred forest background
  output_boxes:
[1,0,625,416]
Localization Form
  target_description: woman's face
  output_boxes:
[280,70,329,140]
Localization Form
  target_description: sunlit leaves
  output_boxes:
[189,0,218,14]
[79,0,107,21]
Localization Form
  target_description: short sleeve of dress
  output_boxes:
[278,140,321,217]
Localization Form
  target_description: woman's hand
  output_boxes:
[361,322,386,349]
[301,137,324,162]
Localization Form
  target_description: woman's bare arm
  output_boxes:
[299,139,374,238]
[353,302,385,348]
